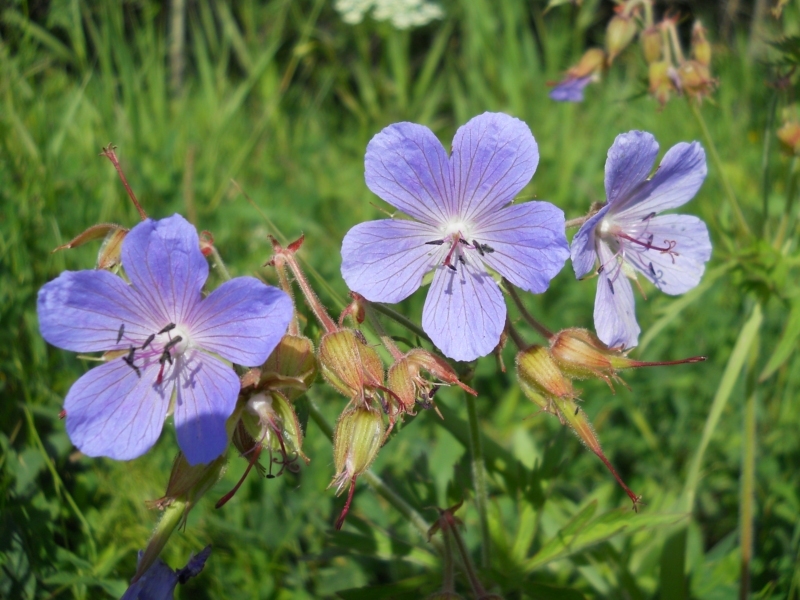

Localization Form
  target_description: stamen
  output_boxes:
[616,231,679,261]
[158,323,177,335]
[641,212,656,221]
[446,264,457,272]
[425,239,445,246]
[597,265,605,274]
[648,262,656,277]
[116,324,125,344]
[141,333,156,350]
[163,336,183,352]
[123,346,141,378]
[472,239,485,256]
[608,279,615,295]
[458,238,469,246]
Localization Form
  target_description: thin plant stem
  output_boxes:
[465,391,490,569]
[208,246,231,282]
[565,215,591,229]
[739,388,757,600]
[504,280,554,340]
[441,526,456,593]
[100,145,148,221]
[305,398,435,544]
[273,260,300,336]
[282,252,337,334]
[505,315,527,350]
[760,92,779,236]
[689,101,752,238]
[449,515,487,596]
[364,302,404,361]
[371,302,432,344]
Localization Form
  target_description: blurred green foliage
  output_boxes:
[1,0,799,598]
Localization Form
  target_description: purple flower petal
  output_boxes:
[593,242,640,349]
[173,352,240,465]
[189,277,292,366]
[451,113,539,223]
[38,270,159,353]
[473,201,569,293]
[621,214,711,295]
[549,76,593,102]
[613,141,707,218]
[64,359,169,461]
[569,207,609,279]
[422,261,506,361]
[122,214,209,325]
[605,131,659,206]
[365,122,454,225]
[341,219,443,303]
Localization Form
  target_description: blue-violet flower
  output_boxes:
[340,112,570,361]
[38,214,293,465]
[570,131,711,349]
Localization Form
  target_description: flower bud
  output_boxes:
[516,346,574,413]
[676,60,716,100]
[387,349,476,412]
[640,26,662,64]
[318,329,384,400]
[146,451,227,515]
[241,391,309,470]
[52,223,129,270]
[648,61,675,106]
[777,120,800,155]
[260,334,317,401]
[568,48,606,78]
[606,14,638,64]
[691,21,711,67]
[332,406,385,489]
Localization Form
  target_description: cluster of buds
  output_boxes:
[550,1,717,106]
[516,328,705,507]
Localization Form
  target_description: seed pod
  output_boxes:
[606,14,638,64]
[331,406,385,494]
[640,26,662,64]
[260,334,317,401]
[318,329,384,399]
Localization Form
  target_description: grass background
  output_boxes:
[1,0,799,598]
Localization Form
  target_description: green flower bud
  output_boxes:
[691,21,711,67]
[319,329,384,399]
[331,406,385,494]
[387,349,476,412]
[515,345,574,413]
[640,26,662,64]
[606,14,638,64]
[259,334,317,401]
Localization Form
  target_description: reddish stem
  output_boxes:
[100,145,148,220]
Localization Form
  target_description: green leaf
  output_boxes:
[524,503,686,572]
[759,298,800,381]
[336,575,432,599]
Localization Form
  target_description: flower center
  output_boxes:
[423,220,495,272]
[117,321,192,385]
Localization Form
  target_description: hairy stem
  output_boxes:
[504,280,554,340]
[371,302,432,344]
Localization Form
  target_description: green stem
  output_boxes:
[440,526,456,593]
[465,391,491,568]
[760,92,779,236]
[681,302,762,512]
[774,156,799,249]
[208,245,231,282]
[504,280,554,340]
[449,516,487,596]
[364,302,404,360]
[739,389,757,600]
[371,302,432,344]
[689,101,752,238]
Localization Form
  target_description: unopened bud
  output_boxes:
[677,60,716,100]
[640,26,662,64]
[691,21,711,67]
[318,329,384,399]
[606,14,638,64]
[516,346,574,412]
[777,120,800,155]
[199,230,214,257]
[339,292,367,326]
[260,334,317,401]
[387,349,476,412]
[649,61,675,106]
[242,391,309,470]
[569,48,606,78]
[331,406,385,494]
[146,452,227,515]
[52,223,129,270]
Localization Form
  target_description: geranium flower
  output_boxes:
[38,214,293,464]
[570,131,711,349]
[549,75,594,102]
[340,112,569,361]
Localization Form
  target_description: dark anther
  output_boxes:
[425,239,445,246]
[481,243,495,254]
[641,212,656,221]
[429,385,441,399]
[648,262,657,277]
[447,263,457,272]
[608,279,615,295]
[116,324,125,344]
[141,333,156,350]
[159,350,174,366]
[597,265,605,274]
[473,239,485,256]
[123,348,141,378]
[458,238,469,246]
[158,323,177,335]
[354,330,368,345]
[458,255,466,265]
[163,336,183,352]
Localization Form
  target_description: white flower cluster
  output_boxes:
[334,0,444,29]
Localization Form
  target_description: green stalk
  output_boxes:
[371,302,432,344]
[739,388,757,599]
[689,101,752,238]
[774,156,799,249]
[465,391,491,568]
